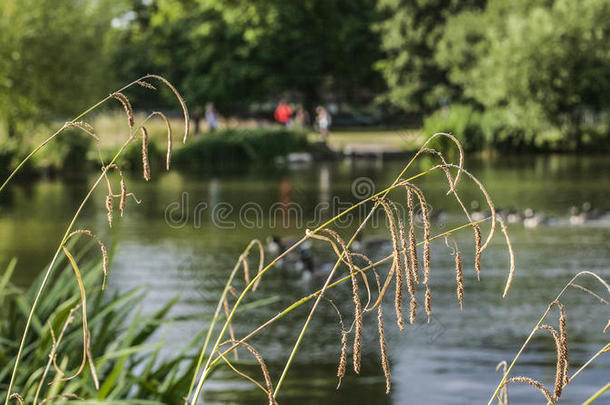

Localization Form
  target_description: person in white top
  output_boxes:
[315,105,331,143]
[205,102,218,132]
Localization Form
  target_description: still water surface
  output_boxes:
[1,155,609,404]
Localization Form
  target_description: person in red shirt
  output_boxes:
[274,99,293,127]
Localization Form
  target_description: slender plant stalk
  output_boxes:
[544,342,610,405]
[4,108,169,403]
[3,140,129,403]
[0,76,154,195]
[583,381,610,405]
[202,218,492,383]
[488,271,610,404]
[187,172,436,403]
[569,342,610,383]
[189,136,502,403]
[185,241,261,397]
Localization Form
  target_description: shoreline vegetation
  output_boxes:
[2,111,609,181]
[1,76,608,404]
[2,0,609,177]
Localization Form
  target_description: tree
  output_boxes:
[114,0,383,112]
[375,0,486,114]
[0,0,118,139]
[437,0,610,148]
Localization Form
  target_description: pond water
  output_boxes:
[1,154,609,404]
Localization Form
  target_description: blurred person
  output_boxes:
[294,105,309,128]
[205,102,218,132]
[192,106,202,135]
[315,105,331,143]
[274,99,293,127]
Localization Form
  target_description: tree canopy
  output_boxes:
[115,0,383,111]
[375,0,485,113]
[437,0,610,148]
[0,0,118,137]
[1,0,610,150]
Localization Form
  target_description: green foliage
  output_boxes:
[437,0,610,149]
[174,128,310,169]
[114,0,383,111]
[0,138,18,176]
[0,0,119,140]
[44,130,95,172]
[375,0,485,113]
[423,104,484,151]
[423,103,570,151]
[0,244,199,404]
[115,136,165,173]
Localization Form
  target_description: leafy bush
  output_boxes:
[0,139,18,176]
[174,128,310,169]
[423,104,484,151]
[42,129,94,172]
[424,104,579,152]
[437,0,610,150]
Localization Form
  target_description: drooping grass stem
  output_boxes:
[201,218,492,384]
[185,241,262,398]
[488,271,610,405]
[273,207,375,397]
[3,140,129,404]
[187,175,427,404]
[582,375,609,405]
[189,135,491,403]
[0,74,187,195]
[4,108,169,403]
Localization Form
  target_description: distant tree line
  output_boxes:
[1,0,609,150]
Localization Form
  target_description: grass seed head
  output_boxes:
[337,330,348,388]
[502,377,555,404]
[111,92,134,129]
[456,251,464,310]
[538,324,566,401]
[100,242,108,289]
[105,194,113,227]
[406,188,419,284]
[119,178,127,216]
[9,394,24,405]
[374,272,391,394]
[473,224,482,279]
[322,229,363,373]
[137,80,157,90]
[425,287,431,323]
[141,127,151,181]
[65,121,99,141]
[378,199,405,330]
[378,296,390,394]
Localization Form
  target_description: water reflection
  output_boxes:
[1,155,609,404]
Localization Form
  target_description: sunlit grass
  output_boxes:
[308,127,423,151]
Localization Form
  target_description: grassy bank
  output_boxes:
[0,114,313,177]
[5,107,609,180]
[173,128,309,170]
[318,127,422,152]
